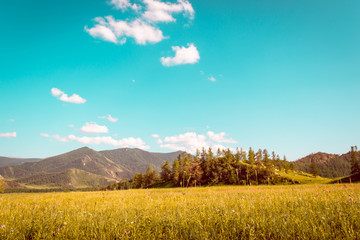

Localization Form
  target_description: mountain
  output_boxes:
[0,156,41,168]
[0,147,127,180]
[294,152,353,178]
[0,147,182,190]
[13,168,113,188]
[100,148,182,174]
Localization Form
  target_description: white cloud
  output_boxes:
[51,88,86,104]
[98,114,118,123]
[80,122,109,134]
[152,134,160,138]
[86,17,165,45]
[160,43,199,66]
[158,131,237,153]
[84,24,117,43]
[51,88,64,97]
[68,124,75,128]
[208,76,216,82]
[142,0,194,23]
[0,132,16,138]
[109,0,139,11]
[207,131,237,143]
[41,133,150,150]
[86,0,194,45]
[40,133,69,142]
[9,119,14,122]
[160,132,208,153]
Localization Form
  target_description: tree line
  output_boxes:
[107,147,298,190]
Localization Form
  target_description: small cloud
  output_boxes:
[206,131,237,143]
[208,76,216,82]
[9,119,14,122]
[206,125,210,129]
[152,134,160,138]
[142,0,195,23]
[51,88,86,104]
[41,133,150,150]
[80,122,109,134]
[132,80,135,83]
[86,17,165,45]
[0,132,16,138]
[109,0,139,11]
[98,114,118,123]
[68,124,75,128]
[40,133,69,142]
[161,43,200,67]
[157,130,237,153]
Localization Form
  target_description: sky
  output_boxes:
[0,0,359,161]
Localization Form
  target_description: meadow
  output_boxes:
[0,184,360,239]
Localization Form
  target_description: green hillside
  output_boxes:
[294,152,352,178]
[13,168,114,188]
[0,147,182,191]
[100,148,182,174]
[0,147,127,180]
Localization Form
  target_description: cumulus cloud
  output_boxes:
[86,16,165,45]
[0,132,16,138]
[158,131,237,153]
[86,0,194,45]
[109,0,139,11]
[160,132,208,153]
[152,134,160,138]
[160,43,199,66]
[51,88,86,104]
[80,122,109,134]
[41,133,150,150]
[142,0,194,23]
[98,114,118,123]
[206,131,237,143]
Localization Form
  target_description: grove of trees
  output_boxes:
[108,147,297,190]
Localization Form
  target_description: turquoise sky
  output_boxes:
[0,0,359,160]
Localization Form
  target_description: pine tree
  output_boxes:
[350,146,360,175]
[132,173,144,188]
[172,159,180,185]
[145,166,155,186]
[248,147,255,166]
[160,161,171,181]
[310,161,319,177]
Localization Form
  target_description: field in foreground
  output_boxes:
[1,184,360,239]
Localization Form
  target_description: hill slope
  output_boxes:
[13,168,114,188]
[294,152,353,178]
[100,148,182,175]
[0,147,182,189]
[0,147,127,180]
[0,156,40,168]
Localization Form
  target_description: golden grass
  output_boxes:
[0,184,359,239]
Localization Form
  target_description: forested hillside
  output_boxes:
[0,147,182,190]
[107,147,304,190]
[294,152,352,178]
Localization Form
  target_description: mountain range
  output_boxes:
[0,147,181,189]
[0,147,356,190]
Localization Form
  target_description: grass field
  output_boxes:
[1,184,360,239]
